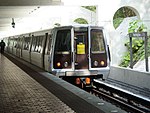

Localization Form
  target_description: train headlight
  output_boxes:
[64,62,68,67]
[57,62,61,67]
[100,61,105,66]
[94,61,98,66]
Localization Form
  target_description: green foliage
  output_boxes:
[82,6,96,12]
[113,18,124,29]
[119,52,130,67]
[113,7,136,29]
[128,20,147,33]
[113,7,136,20]
[119,19,147,67]
[119,38,144,67]
[125,38,144,53]
[74,18,88,24]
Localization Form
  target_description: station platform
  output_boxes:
[0,53,126,113]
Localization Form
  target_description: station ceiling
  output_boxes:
[0,0,62,38]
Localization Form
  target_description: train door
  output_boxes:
[89,27,107,69]
[53,27,73,70]
[74,31,88,69]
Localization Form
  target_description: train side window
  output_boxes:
[18,37,21,49]
[34,37,37,51]
[9,38,14,47]
[35,36,39,52]
[23,37,31,50]
[38,36,43,53]
[15,37,20,48]
[31,36,36,52]
[32,35,43,53]
[91,29,105,53]
[13,38,17,48]
[55,29,71,54]
[10,39,13,47]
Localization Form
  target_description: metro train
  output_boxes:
[3,25,110,86]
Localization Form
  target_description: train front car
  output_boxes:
[51,26,110,86]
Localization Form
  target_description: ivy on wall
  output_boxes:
[119,19,148,67]
[73,6,96,24]
[113,7,136,29]
[82,6,96,12]
[119,38,144,67]
[128,20,147,33]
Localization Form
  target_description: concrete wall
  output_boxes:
[96,0,150,65]
[60,6,97,26]
[109,66,150,90]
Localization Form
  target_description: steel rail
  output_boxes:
[90,79,150,113]
[91,87,146,113]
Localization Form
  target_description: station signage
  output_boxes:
[129,32,147,37]
[128,32,149,72]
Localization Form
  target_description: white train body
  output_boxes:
[4,25,111,85]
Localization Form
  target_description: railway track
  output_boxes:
[84,79,150,113]
[106,78,150,98]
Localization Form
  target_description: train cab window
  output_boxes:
[55,29,71,54]
[91,29,105,53]
[75,33,86,54]
[76,34,85,44]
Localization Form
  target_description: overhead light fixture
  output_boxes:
[11,18,15,28]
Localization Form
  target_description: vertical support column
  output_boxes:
[145,32,149,72]
[129,35,133,69]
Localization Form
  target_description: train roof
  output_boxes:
[54,25,104,29]
[4,25,104,38]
